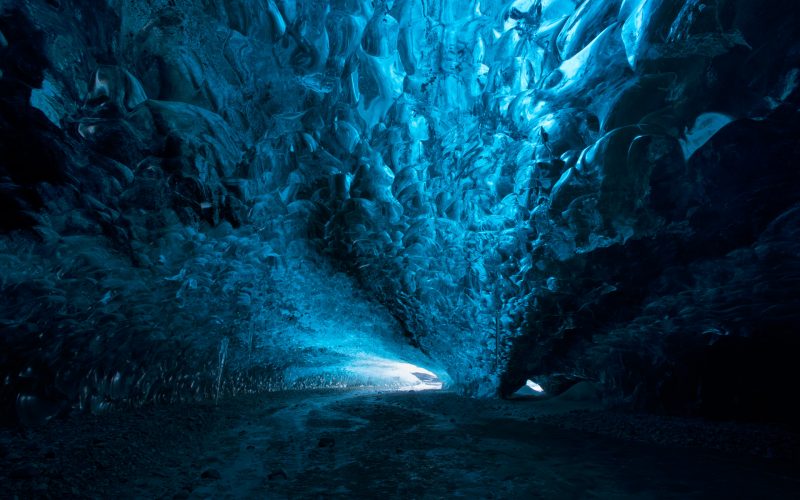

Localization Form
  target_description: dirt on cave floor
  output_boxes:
[2,387,799,499]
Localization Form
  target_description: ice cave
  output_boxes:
[1,0,799,497]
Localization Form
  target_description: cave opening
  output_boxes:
[344,356,445,391]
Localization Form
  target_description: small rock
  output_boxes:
[10,465,38,479]
[268,469,288,481]
[201,469,221,480]
[317,437,335,448]
[246,445,255,450]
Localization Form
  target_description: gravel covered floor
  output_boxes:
[2,388,799,499]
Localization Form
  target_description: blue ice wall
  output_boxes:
[1,0,800,424]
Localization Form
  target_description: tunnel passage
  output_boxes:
[1,0,800,429]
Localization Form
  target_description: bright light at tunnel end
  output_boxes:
[347,356,445,391]
[526,380,545,393]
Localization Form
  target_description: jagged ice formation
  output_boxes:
[1,0,799,426]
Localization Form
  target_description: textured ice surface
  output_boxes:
[1,0,800,424]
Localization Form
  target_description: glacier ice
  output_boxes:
[1,0,799,424]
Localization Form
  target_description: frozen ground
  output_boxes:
[3,387,799,499]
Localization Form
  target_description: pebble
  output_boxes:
[318,437,335,448]
[201,468,221,480]
[268,469,288,481]
[10,465,38,479]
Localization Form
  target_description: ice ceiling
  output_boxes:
[1,0,799,425]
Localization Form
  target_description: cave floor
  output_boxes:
[2,389,799,499]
